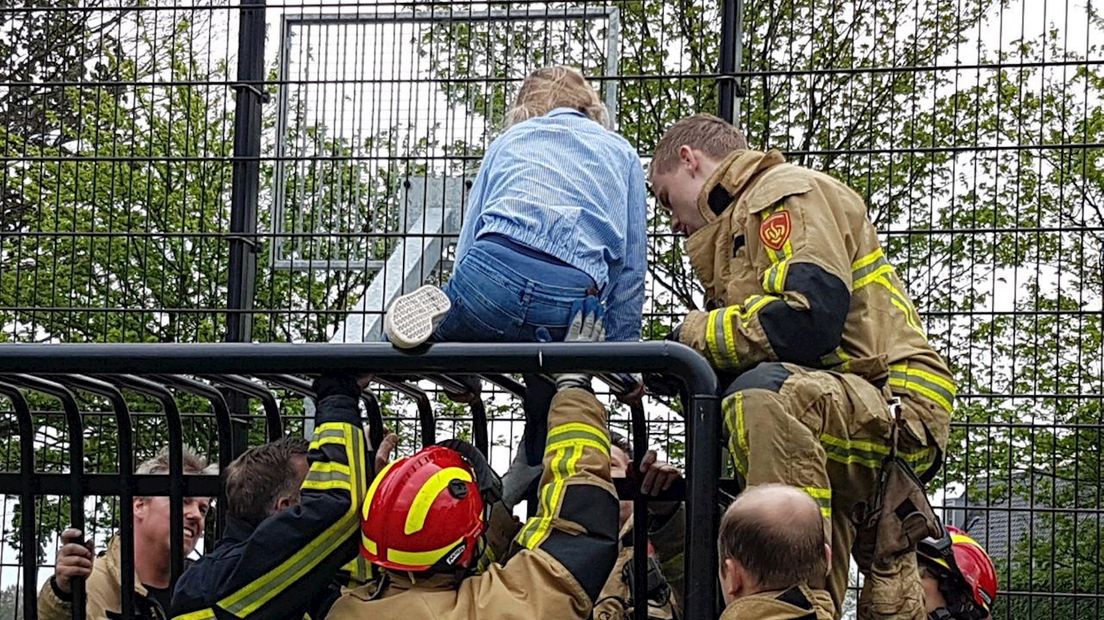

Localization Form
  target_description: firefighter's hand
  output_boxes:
[638,450,681,496]
[53,529,94,594]
[555,297,605,391]
[644,373,683,398]
[373,432,398,473]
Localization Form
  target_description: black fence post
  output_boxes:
[718,0,742,123]
[226,0,268,456]
[0,383,37,620]
[683,392,721,618]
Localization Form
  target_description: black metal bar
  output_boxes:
[104,375,186,591]
[717,0,740,122]
[376,376,436,446]
[0,375,86,620]
[630,401,649,620]
[361,390,386,464]
[0,473,221,497]
[152,375,234,535]
[0,342,719,394]
[0,382,37,620]
[56,376,135,620]
[207,375,284,441]
[224,0,266,345]
[468,398,489,456]
[482,374,527,398]
[683,392,721,619]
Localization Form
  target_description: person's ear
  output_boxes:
[274,493,297,513]
[133,497,146,520]
[678,145,699,174]
[722,558,742,598]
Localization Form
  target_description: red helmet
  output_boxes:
[919,525,998,613]
[360,445,485,572]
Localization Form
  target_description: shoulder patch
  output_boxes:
[759,210,792,251]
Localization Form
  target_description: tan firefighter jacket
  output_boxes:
[325,387,620,620]
[679,150,955,441]
[719,585,835,620]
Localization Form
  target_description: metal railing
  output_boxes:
[0,341,719,620]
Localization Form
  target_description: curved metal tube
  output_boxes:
[101,375,187,591]
[0,382,38,620]
[152,375,234,536]
[0,342,720,397]
[57,375,136,620]
[0,374,86,620]
[205,374,283,441]
[630,401,649,620]
[375,376,435,447]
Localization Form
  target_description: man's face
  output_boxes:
[650,146,715,237]
[610,445,633,529]
[135,495,211,556]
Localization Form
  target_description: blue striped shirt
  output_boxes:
[456,108,647,341]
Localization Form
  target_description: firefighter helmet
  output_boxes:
[918,525,998,614]
[360,445,485,572]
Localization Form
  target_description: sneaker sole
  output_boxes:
[384,285,452,349]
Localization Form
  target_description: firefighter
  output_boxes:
[917,526,998,620]
[717,484,834,620]
[648,113,954,619]
[170,373,375,620]
[38,448,214,619]
[591,433,684,620]
[325,298,620,619]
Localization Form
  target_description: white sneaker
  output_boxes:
[384,285,452,349]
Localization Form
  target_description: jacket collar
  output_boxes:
[696,149,788,224]
[100,535,149,597]
[218,515,256,546]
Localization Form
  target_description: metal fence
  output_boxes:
[0,0,1101,618]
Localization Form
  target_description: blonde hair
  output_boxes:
[504,66,610,129]
[650,113,748,176]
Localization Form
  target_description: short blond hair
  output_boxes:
[136,445,211,476]
[504,66,610,129]
[650,113,748,176]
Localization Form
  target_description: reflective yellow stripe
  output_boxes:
[888,364,956,412]
[851,248,885,272]
[387,536,466,567]
[723,393,749,476]
[705,308,725,365]
[219,424,365,616]
[173,609,216,620]
[301,478,352,492]
[739,294,774,326]
[803,487,831,499]
[545,419,609,447]
[722,307,738,365]
[891,364,956,393]
[853,263,895,290]
[802,487,832,520]
[362,534,377,555]
[302,460,353,490]
[546,437,608,455]
[820,432,934,469]
[405,466,473,535]
[362,460,398,520]
[310,435,348,450]
[762,260,790,294]
[519,440,584,550]
[820,346,852,371]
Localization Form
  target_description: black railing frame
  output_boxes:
[0,341,720,619]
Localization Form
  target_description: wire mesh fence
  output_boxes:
[0,0,1101,618]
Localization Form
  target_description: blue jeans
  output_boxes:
[433,236,596,491]
[431,236,596,344]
